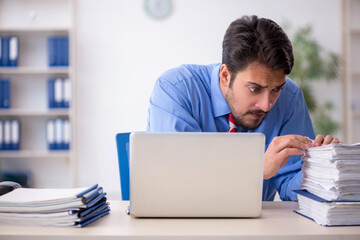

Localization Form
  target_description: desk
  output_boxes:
[0,201,359,240]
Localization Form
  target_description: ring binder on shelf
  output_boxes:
[0,36,18,67]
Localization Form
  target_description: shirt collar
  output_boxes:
[211,63,231,117]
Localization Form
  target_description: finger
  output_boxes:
[330,138,341,144]
[275,136,313,152]
[296,136,315,149]
[276,134,311,143]
[314,134,324,146]
[323,135,334,145]
[277,148,304,167]
[294,135,314,145]
[279,147,304,158]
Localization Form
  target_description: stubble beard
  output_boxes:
[226,93,268,130]
[232,109,267,130]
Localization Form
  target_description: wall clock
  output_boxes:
[144,0,173,20]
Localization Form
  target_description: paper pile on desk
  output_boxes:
[294,143,360,226]
[0,184,110,227]
[294,189,360,226]
[301,143,360,201]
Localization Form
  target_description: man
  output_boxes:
[146,15,340,201]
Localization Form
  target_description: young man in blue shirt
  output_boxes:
[146,15,341,201]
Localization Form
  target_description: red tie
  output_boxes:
[228,113,237,132]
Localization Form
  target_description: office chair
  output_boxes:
[115,132,131,200]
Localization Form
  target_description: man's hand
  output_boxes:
[264,135,314,180]
[264,134,342,180]
[313,134,342,146]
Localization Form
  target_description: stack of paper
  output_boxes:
[295,143,360,226]
[0,184,110,227]
[294,190,360,226]
[301,143,360,201]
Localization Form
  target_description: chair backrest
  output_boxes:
[115,132,131,200]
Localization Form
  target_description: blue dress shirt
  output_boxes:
[147,63,315,201]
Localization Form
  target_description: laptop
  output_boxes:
[129,132,265,217]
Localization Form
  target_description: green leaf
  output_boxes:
[282,22,341,136]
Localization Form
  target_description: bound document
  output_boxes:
[294,190,360,226]
[295,142,360,226]
[0,184,110,227]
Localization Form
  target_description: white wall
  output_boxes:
[75,0,342,198]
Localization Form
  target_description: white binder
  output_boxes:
[63,78,71,108]
[47,119,55,150]
[9,36,18,62]
[54,78,63,108]
[54,118,63,149]
[10,120,20,150]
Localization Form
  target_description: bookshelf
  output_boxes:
[0,0,77,187]
[343,0,360,144]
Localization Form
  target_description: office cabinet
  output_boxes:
[343,0,360,143]
[0,0,77,187]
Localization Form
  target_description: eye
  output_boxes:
[249,87,260,93]
[272,86,284,93]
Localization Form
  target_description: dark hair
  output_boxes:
[222,15,294,84]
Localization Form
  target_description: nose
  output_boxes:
[255,93,273,112]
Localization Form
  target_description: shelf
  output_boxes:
[343,0,360,143]
[0,150,70,159]
[0,67,70,75]
[0,28,70,35]
[0,109,70,117]
[0,0,76,188]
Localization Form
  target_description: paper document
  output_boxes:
[295,143,360,226]
[294,190,360,226]
[301,143,360,201]
[0,184,110,227]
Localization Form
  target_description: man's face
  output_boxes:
[220,62,286,130]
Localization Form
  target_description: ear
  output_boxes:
[219,64,231,88]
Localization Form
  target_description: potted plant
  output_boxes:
[286,25,341,136]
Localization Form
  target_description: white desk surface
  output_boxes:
[0,200,360,240]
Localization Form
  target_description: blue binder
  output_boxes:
[0,79,11,108]
[58,37,64,66]
[0,79,3,108]
[48,37,56,66]
[294,189,360,226]
[48,36,69,67]
[294,189,360,203]
[1,37,9,67]
[47,78,55,108]
[0,37,3,67]
[0,120,3,150]
[63,119,70,150]
[56,37,61,66]
[48,78,69,109]
[63,36,69,66]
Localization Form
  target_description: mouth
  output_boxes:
[248,110,267,120]
[251,112,265,119]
